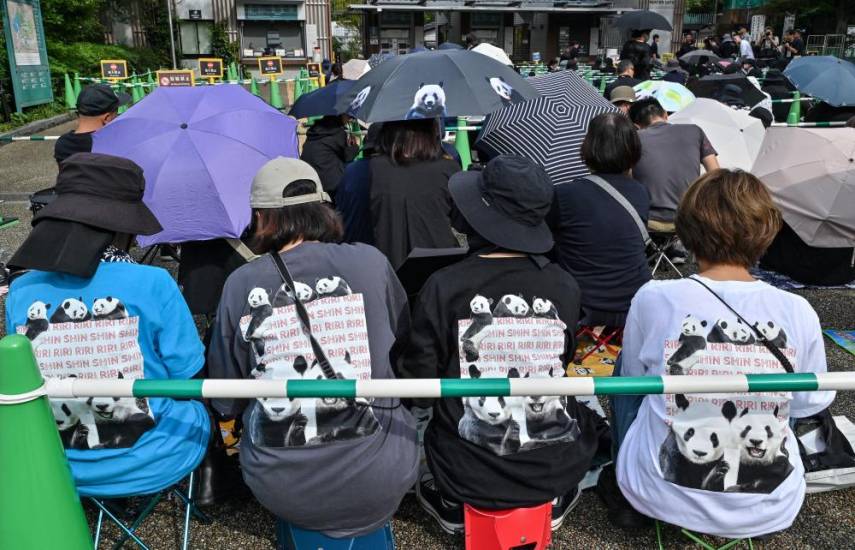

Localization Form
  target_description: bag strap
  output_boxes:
[688,276,794,373]
[226,238,259,263]
[267,252,338,380]
[584,175,652,247]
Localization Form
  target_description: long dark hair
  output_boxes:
[248,180,343,254]
[376,119,447,166]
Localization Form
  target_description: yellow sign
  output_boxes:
[258,56,284,77]
[100,59,128,80]
[198,58,224,79]
[156,69,195,87]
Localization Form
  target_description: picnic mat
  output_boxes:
[750,267,855,291]
[825,330,855,358]
[568,329,619,377]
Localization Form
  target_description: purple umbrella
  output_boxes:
[93,85,298,246]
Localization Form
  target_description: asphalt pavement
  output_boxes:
[0,129,854,549]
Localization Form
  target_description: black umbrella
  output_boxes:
[438,42,464,50]
[476,71,618,185]
[679,49,721,66]
[368,52,396,68]
[613,10,673,31]
[289,79,355,118]
[335,49,538,123]
[689,74,766,108]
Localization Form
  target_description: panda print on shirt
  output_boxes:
[17,296,155,450]
[456,292,577,456]
[239,275,380,449]
[660,313,796,493]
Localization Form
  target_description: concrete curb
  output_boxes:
[0,112,76,147]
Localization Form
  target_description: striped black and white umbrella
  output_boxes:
[476,71,618,185]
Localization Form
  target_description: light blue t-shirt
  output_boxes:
[6,262,210,497]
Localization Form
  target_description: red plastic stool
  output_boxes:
[464,502,552,550]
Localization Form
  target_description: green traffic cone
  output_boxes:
[454,116,472,171]
[72,72,82,100]
[269,77,284,109]
[63,74,76,110]
[250,77,260,97]
[786,91,801,127]
[0,335,93,549]
[131,82,141,103]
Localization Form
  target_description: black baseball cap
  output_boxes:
[76,84,132,116]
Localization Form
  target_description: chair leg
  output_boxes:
[90,498,153,550]
[95,507,105,549]
[655,520,664,550]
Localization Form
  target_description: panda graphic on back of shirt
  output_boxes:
[727,405,793,493]
[24,301,51,342]
[50,298,91,324]
[754,321,787,349]
[272,281,316,307]
[244,288,274,358]
[707,318,755,346]
[532,297,559,320]
[492,294,530,318]
[92,297,128,320]
[659,394,738,491]
[458,364,521,456]
[667,315,709,375]
[460,294,494,362]
[405,82,447,120]
[315,276,352,298]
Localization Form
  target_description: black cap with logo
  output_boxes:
[76,84,132,116]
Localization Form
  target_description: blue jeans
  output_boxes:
[609,354,645,460]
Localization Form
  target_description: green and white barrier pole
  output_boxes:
[0,135,60,142]
[0,335,92,549]
[786,91,801,126]
[45,371,855,400]
[772,121,848,127]
[454,116,472,171]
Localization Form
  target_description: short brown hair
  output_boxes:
[676,170,781,268]
[248,180,343,254]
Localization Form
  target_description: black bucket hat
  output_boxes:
[36,152,162,235]
[449,155,554,254]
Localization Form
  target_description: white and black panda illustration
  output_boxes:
[405,82,447,120]
[754,321,787,349]
[244,287,275,358]
[50,298,91,324]
[667,315,709,375]
[24,301,50,342]
[457,364,521,456]
[315,276,352,298]
[531,298,559,320]
[272,281,316,308]
[92,296,128,320]
[460,294,494,362]
[86,374,156,449]
[707,318,756,346]
[727,405,793,493]
[492,294,530,318]
[659,394,738,491]
[251,396,308,447]
[348,85,371,115]
[51,396,99,450]
[487,77,520,104]
[519,369,580,450]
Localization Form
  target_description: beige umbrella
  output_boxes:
[752,127,855,248]
[472,43,513,67]
[342,59,370,81]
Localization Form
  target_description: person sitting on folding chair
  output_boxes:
[549,112,650,354]
[402,156,605,535]
[604,170,835,540]
[5,153,210,544]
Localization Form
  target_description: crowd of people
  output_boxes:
[3,32,853,547]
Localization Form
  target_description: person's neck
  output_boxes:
[75,119,104,134]
[278,239,308,253]
[696,261,755,282]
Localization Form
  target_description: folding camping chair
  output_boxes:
[646,220,685,278]
[574,309,626,365]
[90,470,211,550]
[655,521,755,550]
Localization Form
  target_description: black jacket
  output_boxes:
[620,40,652,81]
[605,75,642,99]
[300,118,358,194]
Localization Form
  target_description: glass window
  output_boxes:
[180,22,212,55]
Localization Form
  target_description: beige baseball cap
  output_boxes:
[250,157,330,208]
[610,86,637,104]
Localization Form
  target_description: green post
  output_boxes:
[63,74,76,110]
[0,335,93,549]
[250,77,260,97]
[73,73,82,100]
[147,70,155,89]
[269,77,284,109]
[598,74,607,95]
[132,82,143,104]
[454,116,472,171]
[787,91,801,127]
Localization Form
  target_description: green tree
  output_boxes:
[210,23,239,66]
[761,0,854,35]
[42,0,107,42]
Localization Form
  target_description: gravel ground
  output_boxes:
[1,135,854,549]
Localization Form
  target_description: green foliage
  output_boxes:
[0,100,66,133]
[47,41,165,77]
[41,0,106,42]
[685,0,717,13]
[210,23,239,66]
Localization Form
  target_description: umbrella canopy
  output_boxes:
[289,79,355,118]
[752,127,855,248]
[784,56,855,107]
[368,53,396,68]
[476,71,618,185]
[634,80,695,112]
[472,43,513,66]
[613,10,673,31]
[679,49,721,66]
[342,59,370,80]
[689,74,766,108]
[670,98,765,171]
[92,85,299,246]
[438,42,464,50]
[336,49,538,123]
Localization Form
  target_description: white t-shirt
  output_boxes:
[617,276,834,539]
[739,39,755,59]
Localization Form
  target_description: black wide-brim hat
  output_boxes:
[8,219,114,278]
[449,155,554,254]
[35,152,162,236]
